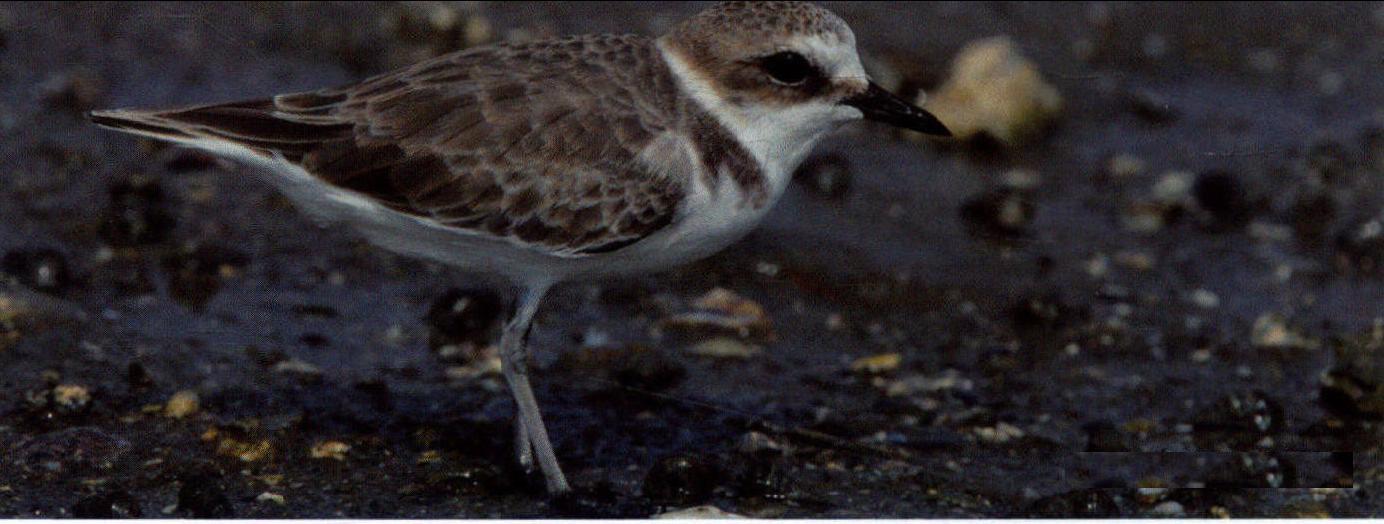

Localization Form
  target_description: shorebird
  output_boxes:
[88,1,950,494]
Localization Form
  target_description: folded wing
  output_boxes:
[90,35,687,256]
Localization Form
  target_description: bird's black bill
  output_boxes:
[843,82,952,137]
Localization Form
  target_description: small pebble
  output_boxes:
[1150,500,1185,517]
[653,505,745,519]
[664,288,773,341]
[1122,202,1167,234]
[52,384,90,410]
[310,440,350,461]
[1002,168,1042,190]
[1151,171,1193,204]
[974,421,1025,444]
[1086,254,1110,278]
[1108,153,1146,178]
[1136,486,1170,505]
[1188,289,1219,309]
[885,369,973,396]
[1,249,71,294]
[1250,314,1318,349]
[216,437,272,463]
[255,492,285,505]
[686,337,760,359]
[444,354,502,381]
[1191,348,1213,363]
[850,353,901,374]
[271,359,323,381]
[164,390,199,419]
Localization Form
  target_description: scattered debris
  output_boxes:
[850,353,902,374]
[1188,289,1220,309]
[1251,314,1319,349]
[663,288,773,341]
[444,351,502,381]
[52,384,91,411]
[1,249,71,294]
[215,436,274,463]
[310,440,350,461]
[271,359,323,382]
[686,337,761,359]
[1149,501,1186,517]
[974,422,1026,444]
[885,369,974,397]
[256,492,286,505]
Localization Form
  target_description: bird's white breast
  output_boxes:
[611,40,854,275]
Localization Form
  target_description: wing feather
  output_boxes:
[93,35,687,257]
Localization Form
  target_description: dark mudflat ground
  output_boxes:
[2,1,1382,518]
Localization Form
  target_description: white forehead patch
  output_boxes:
[791,31,866,82]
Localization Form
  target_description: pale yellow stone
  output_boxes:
[164,390,200,419]
[53,384,91,409]
[922,36,1063,145]
[850,353,902,374]
[310,440,351,461]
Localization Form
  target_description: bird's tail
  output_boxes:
[86,96,354,161]
[87,108,204,144]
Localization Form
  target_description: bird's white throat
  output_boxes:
[656,40,861,201]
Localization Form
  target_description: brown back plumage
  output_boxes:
[92,35,703,256]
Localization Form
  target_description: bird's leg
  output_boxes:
[499,284,569,494]
[515,413,535,472]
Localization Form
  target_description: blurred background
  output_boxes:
[1,1,1381,518]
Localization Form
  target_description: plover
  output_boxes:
[89,1,950,494]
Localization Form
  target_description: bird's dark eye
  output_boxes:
[760,51,814,85]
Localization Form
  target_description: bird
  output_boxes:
[88,1,950,495]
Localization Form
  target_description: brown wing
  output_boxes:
[93,35,688,256]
